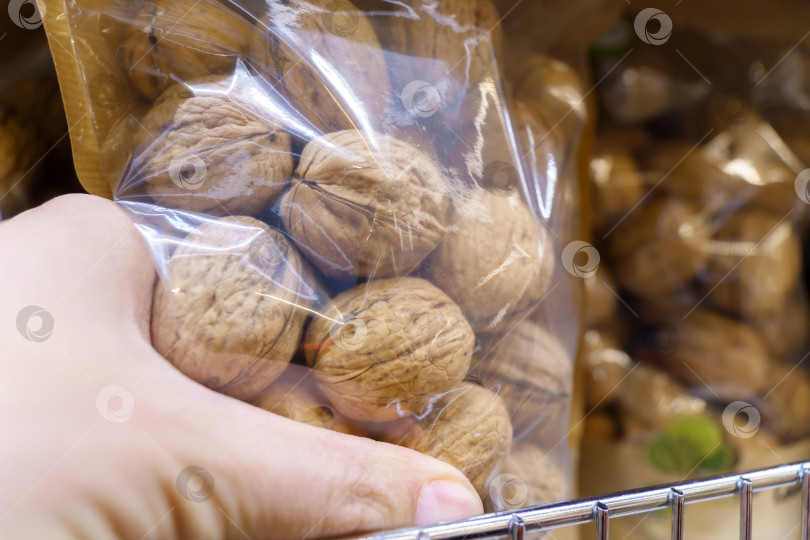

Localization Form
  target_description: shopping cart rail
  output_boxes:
[359,461,810,540]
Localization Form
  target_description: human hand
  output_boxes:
[0,194,482,539]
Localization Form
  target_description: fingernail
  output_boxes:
[415,479,482,526]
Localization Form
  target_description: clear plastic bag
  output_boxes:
[40,0,599,514]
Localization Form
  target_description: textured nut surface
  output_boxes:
[485,444,565,511]
[608,197,709,298]
[396,383,513,497]
[305,277,474,422]
[130,77,293,216]
[703,211,801,318]
[471,321,571,436]
[582,330,630,409]
[254,377,359,435]
[618,365,707,435]
[152,216,314,401]
[119,0,252,100]
[249,0,391,134]
[281,130,451,277]
[664,310,771,400]
[353,0,501,129]
[759,366,810,443]
[430,190,554,332]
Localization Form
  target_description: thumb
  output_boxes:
[164,386,483,539]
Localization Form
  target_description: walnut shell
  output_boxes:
[249,0,391,134]
[393,383,513,497]
[617,364,707,437]
[758,365,810,444]
[608,197,710,299]
[485,444,566,512]
[152,216,315,401]
[589,142,646,234]
[430,190,554,332]
[582,330,630,410]
[583,265,619,328]
[128,77,293,216]
[749,293,810,361]
[703,211,801,319]
[119,0,252,100]
[280,130,451,278]
[353,0,502,130]
[254,376,359,435]
[305,277,474,422]
[662,310,771,400]
[0,112,36,217]
[471,321,571,436]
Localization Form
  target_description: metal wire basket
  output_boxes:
[360,461,810,540]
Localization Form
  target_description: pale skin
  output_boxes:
[0,194,482,539]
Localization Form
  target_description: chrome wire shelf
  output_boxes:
[361,461,810,540]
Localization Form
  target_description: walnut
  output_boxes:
[486,444,565,512]
[617,365,707,436]
[608,196,710,299]
[248,0,391,134]
[304,277,474,422]
[471,321,571,436]
[253,371,360,435]
[0,112,36,217]
[660,310,771,400]
[589,141,646,234]
[749,294,809,361]
[582,330,630,410]
[758,365,810,444]
[127,77,293,216]
[352,0,502,130]
[430,190,554,332]
[391,383,513,497]
[119,0,253,100]
[703,211,801,319]
[280,130,451,278]
[152,216,315,401]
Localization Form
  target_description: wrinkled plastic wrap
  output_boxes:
[40,0,600,516]
[581,10,810,539]
[0,10,79,218]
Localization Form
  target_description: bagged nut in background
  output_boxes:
[39,0,606,519]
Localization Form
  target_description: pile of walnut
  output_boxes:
[124,0,576,505]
